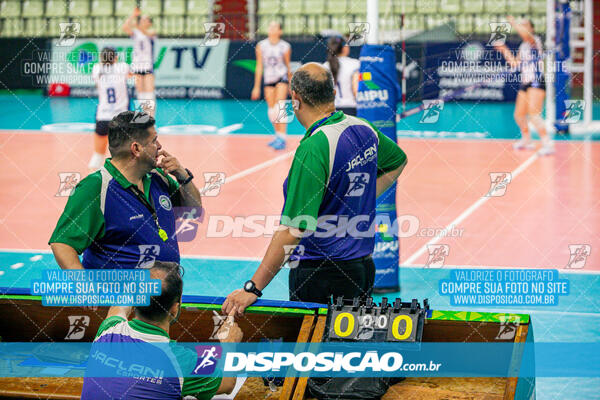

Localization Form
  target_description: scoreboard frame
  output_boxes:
[0,288,534,400]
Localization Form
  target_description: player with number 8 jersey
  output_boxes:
[89,47,132,171]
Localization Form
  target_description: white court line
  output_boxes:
[0,249,52,253]
[225,150,293,184]
[403,153,540,266]
[217,123,244,135]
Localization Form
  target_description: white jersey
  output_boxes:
[518,35,544,84]
[92,62,130,121]
[258,39,290,85]
[323,56,360,108]
[131,28,155,73]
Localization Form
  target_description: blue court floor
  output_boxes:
[1,92,599,140]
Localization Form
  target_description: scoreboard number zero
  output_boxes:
[333,312,356,338]
[389,314,413,341]
[328,309,419,342]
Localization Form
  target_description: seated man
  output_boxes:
[81,261,242,399]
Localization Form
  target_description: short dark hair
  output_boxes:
[291,67,335,107]
[108,111,155,158]
[135,261,184,322]
[100,47,116,65]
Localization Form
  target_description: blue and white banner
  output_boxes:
[423,42,520,102]
[30,269,161,306]
[357,44,401,291]
[439,269,570,306]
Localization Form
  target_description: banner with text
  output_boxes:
[44,38,229,98]
[423,41,520,102]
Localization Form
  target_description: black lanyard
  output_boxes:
[129,185,168,242]
[308,112,336,136]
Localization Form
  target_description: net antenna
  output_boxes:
[401,14,406,114]
[558,0,597,134]
[578,0,594,125]
[545,0,556,135]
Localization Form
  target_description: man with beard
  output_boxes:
[50,111,202,270]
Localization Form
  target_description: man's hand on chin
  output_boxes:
[157,149,186,180]
[222,289,258,317]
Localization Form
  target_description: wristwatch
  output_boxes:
[243,280,263,297]
[177,168,194,185]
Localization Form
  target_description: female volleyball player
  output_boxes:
[122,7,156,117]
[89,47,131,170]
[495,16,554,155]
[252,21,292,150]
[323,36,360,116]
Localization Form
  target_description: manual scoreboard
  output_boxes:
[324,297,429,343]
